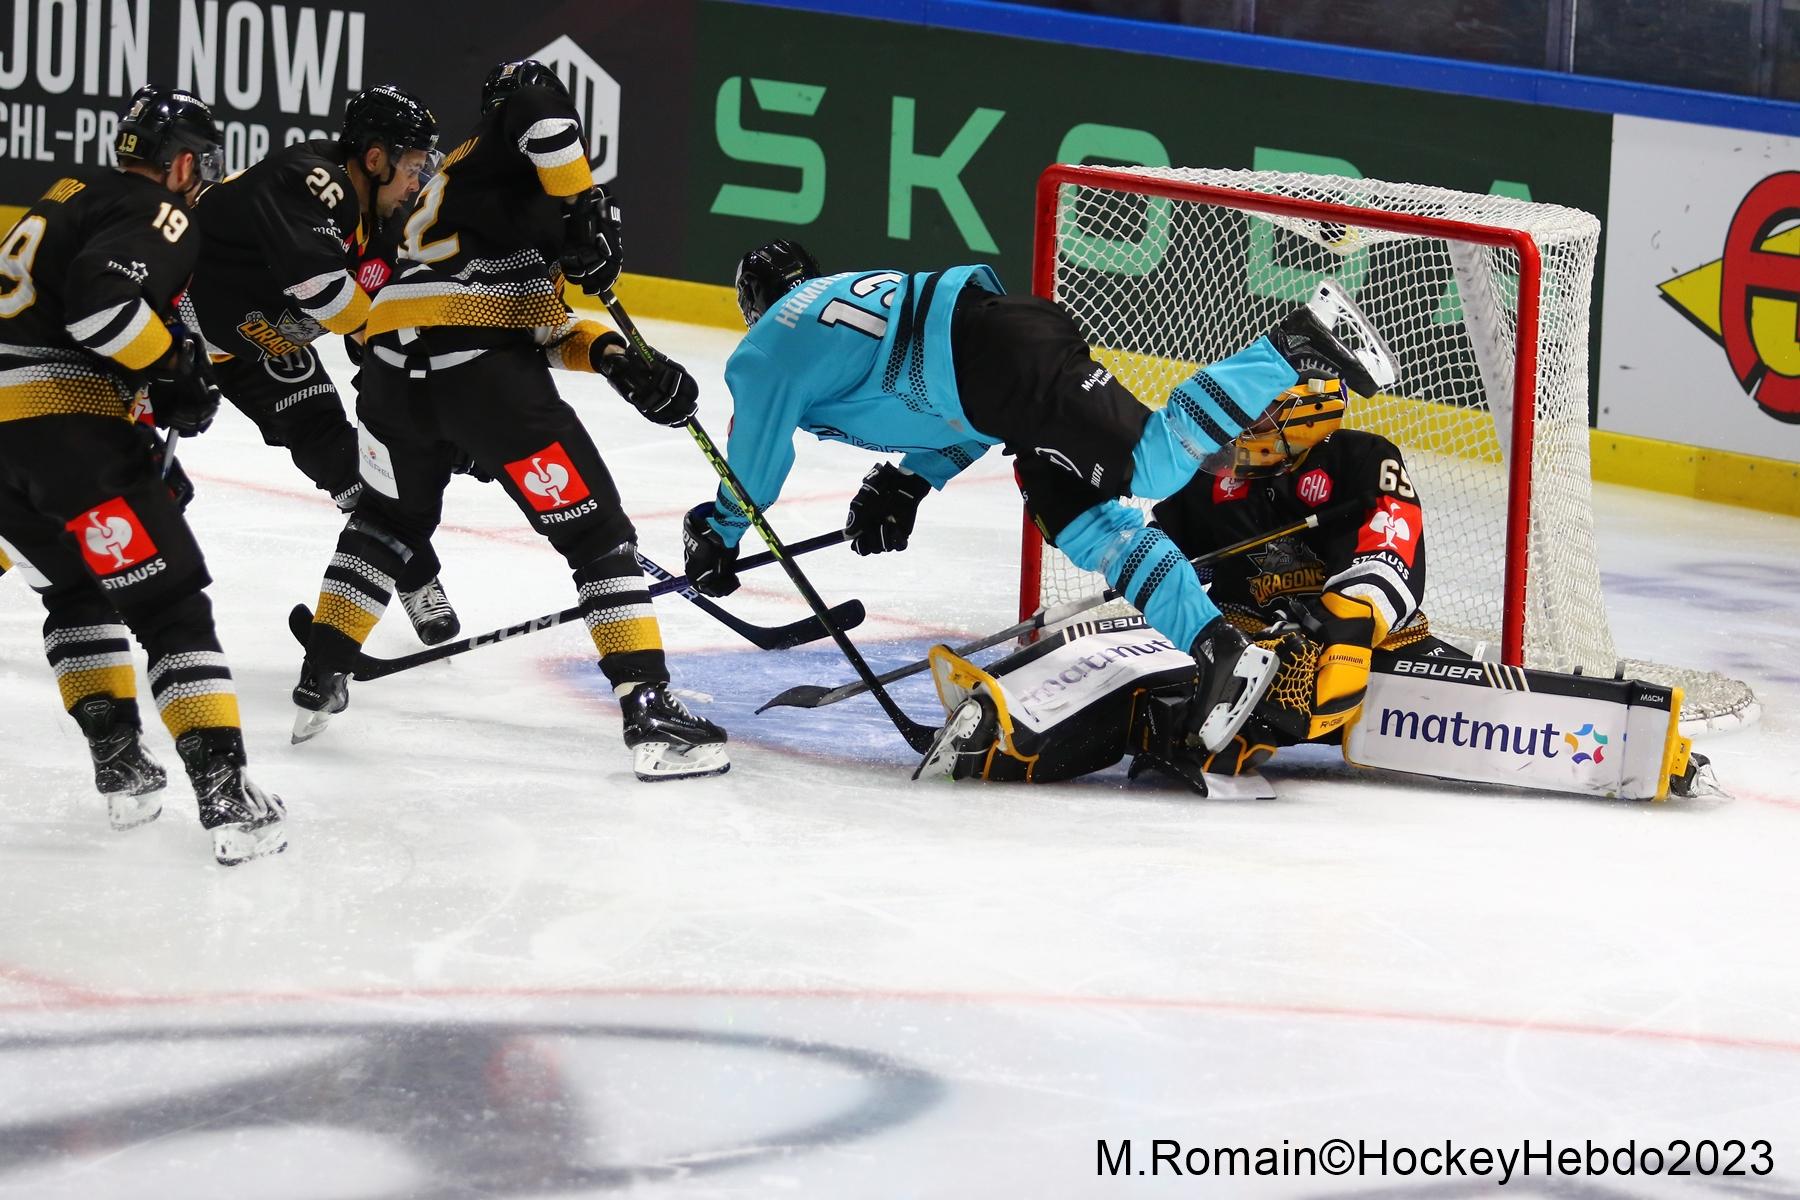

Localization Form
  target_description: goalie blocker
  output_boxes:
[918,621,1709,802]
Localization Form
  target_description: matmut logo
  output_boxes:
[528,35,620,183]
[1659,171,1800,423]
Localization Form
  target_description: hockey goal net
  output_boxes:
[1023,164,1755,730]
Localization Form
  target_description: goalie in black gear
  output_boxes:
[184,84,463,645]
[921,384,1710,801]
[289,59,726,783]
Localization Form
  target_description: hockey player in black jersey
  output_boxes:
[0,86,286,863]
[185,84,464,644]
[290,60,729,781]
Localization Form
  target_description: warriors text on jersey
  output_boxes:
[366,84,593,349]
[187,140,371,361]
[0,171,194,423]
[711,265,1004,544]
[1151,430,1427,639]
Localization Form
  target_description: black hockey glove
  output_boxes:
[449,447,494,483]
[844,462,932,555]
[594,333,699,428]
[145,327,222,435]
[682,503,741,598]
[560,184,623,294]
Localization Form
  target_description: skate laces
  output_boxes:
[402,579,452,621]
[196,762,281,823]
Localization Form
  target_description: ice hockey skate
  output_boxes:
[176,729,287,865]
[74,694,165,830]
[913,692,999,781]
[1187,617,1280,753]
[399,577,461,646]
[290,659,349,744]
[620,683,730,781]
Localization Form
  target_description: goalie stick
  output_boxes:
[287,531,857,680]
[758,502,1364,713]
[599,289,940,755]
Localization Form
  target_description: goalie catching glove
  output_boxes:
[144,327,222,435]
[845,462,932,555]
[1255,592,1378,743]
[593,333,699,427]
[682,503,741,597]
[560,184,623,293]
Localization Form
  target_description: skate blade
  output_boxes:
[632,741,731,782]
[1198,643,1280,752]
[108,791,164,831]
[1202,770,1277,801]
[911,698,985,781]
[291,706,335,744]
[213,819,288,866]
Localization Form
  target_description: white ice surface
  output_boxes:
[3,321,1799,1198]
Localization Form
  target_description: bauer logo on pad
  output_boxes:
[67,498,156,574]
[506,443,591,512]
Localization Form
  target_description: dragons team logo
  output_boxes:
[1659,171,1800,423]
[1563,722,1608,765]
[505,442,591,512]
[66,498,156,574]
[527,35,620,182]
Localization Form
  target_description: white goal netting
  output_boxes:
[1026,165,1755,731]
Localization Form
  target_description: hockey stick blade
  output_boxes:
[285,529,855,680]
[634,550,864,651]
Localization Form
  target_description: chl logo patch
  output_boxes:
[1296,468,1333,507]
[67,497,156,574]
[506,442,591,512]
[357,257,392,292]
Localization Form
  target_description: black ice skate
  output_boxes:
[912,692,997,781]
[176,728,288,865]
[1186,617,1280,753]
[290,659,349,744]
[1267,279,1397,398]
[620,683,729,781]
[74,694,165,830]
[399,577,460,646]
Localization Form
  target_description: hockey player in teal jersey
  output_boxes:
[682,240,1392,751]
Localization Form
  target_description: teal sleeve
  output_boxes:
[899,439,990,489]
[709,341,804,548]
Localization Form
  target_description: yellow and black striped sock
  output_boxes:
[576,547,667,690]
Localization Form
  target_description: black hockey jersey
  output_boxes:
[0,170,195,424]
[1151,429,1427,642]
[186,140,371,360]
[366,84,592,346]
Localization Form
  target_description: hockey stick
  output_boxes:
[287,530,855,680]
[159,430,181,478]
[759,501,1366,713]
[631,544,865,650]
[598,289,940,754]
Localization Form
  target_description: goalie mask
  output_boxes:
[735,239,821,327]
[1205,378,1346,478]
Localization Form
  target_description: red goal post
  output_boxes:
[1019,164,1755,730]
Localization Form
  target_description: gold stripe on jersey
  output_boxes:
[519,118,592,198]
[537,157,593,199]
[0,365,133,423]
[316,285,371,335]
[110,312,172,371]
[364,253,568,336]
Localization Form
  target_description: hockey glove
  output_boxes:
[594,333,699,428]
[449,447,494,483]
[145,328,222,435]
[683,503,741,597]
[560,184,623,294]
[1267,305,1381,398]
[1261,593,1376,741]
[845,462,933,556]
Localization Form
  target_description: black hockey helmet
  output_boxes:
[115,84,224,183]
[341,84,438,178]
[735,239,821,327]
[481,59,571,113]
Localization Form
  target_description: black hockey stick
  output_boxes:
[759,502,1366,712]
[288,530,855,680]
[598,289,939,754]
[631,544,864,651]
